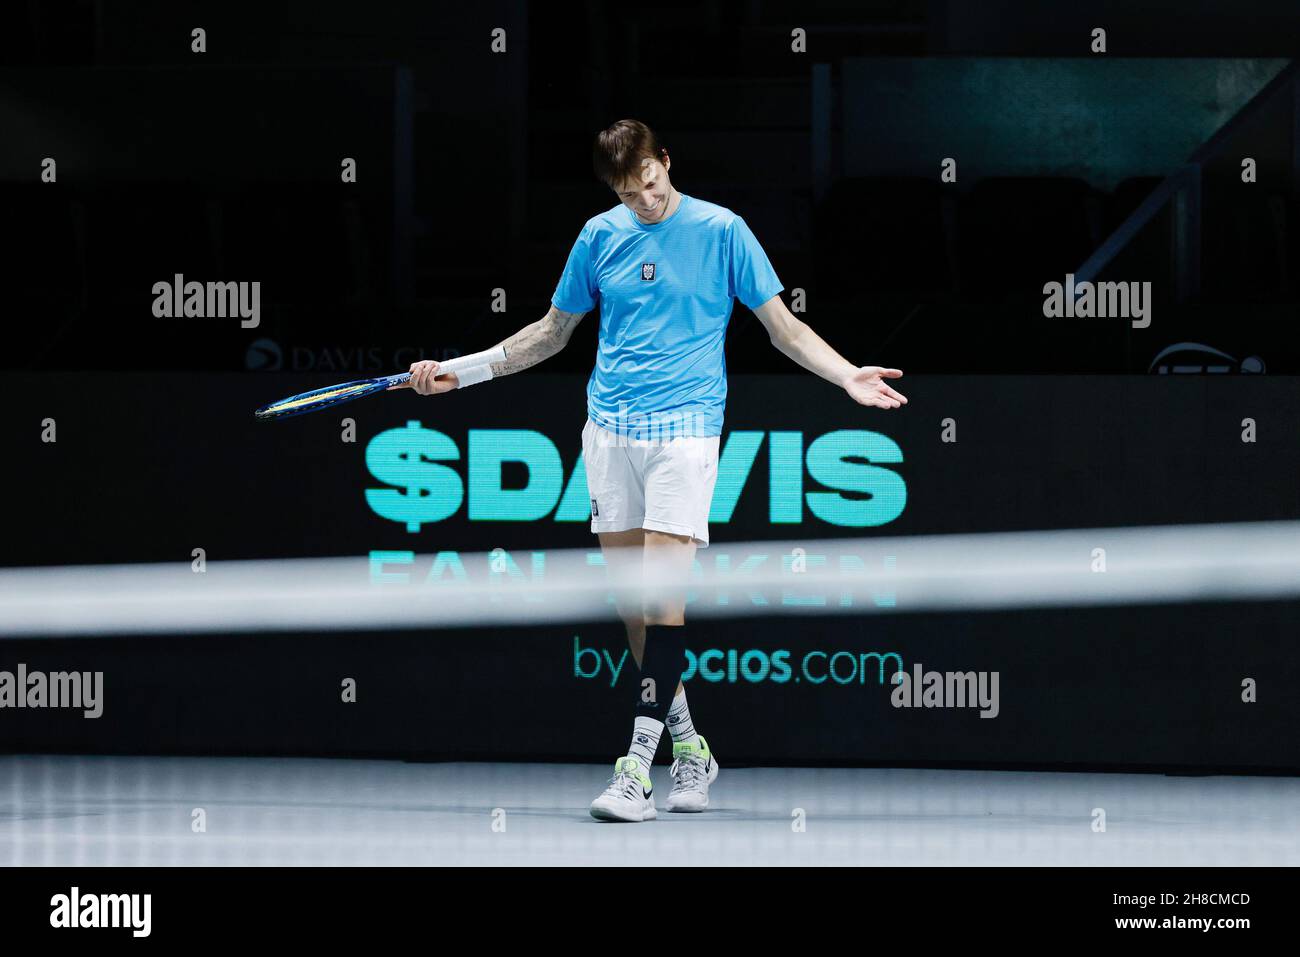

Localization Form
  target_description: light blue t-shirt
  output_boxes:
[551,194,783,438]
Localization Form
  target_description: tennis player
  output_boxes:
[399,119,907,822]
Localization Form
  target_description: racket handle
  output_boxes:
[384,346,506,388]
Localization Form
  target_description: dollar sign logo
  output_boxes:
[365,420,463,532]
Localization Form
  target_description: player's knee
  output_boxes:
[645,529,692,547]
[643,606,686,627]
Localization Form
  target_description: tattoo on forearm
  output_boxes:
[489,308,585,377]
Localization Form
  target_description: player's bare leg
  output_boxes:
[641,529,694,626]
[598,528,650,672]
[598,528,687,695]
[590,528,715,820]
[641,530,717,811]
[589,528,657,820]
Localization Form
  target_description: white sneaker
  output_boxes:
[666,736,718,812]
[589,756,657,822]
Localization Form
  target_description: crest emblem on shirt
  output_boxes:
[641,263,656,281]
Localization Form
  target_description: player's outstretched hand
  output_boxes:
[844,366,907,410]
[391,360,460,395]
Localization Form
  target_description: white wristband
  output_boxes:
[455,363,495,389]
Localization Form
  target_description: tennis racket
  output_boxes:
[254,345,506,421]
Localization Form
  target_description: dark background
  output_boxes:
[3,0,1299,376]
[2,374,1297,770]
[2,0,1299,771]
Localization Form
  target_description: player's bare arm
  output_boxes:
[397,305,586,395]
[489,305,587,377]
[751,294,908,410]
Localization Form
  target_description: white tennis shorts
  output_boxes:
[581,417,721,547]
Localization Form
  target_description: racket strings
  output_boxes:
[262,383,374,415]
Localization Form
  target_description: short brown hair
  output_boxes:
[593,119,669,191]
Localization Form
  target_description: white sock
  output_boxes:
[666,687,700,746]
[627,715,663,770]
